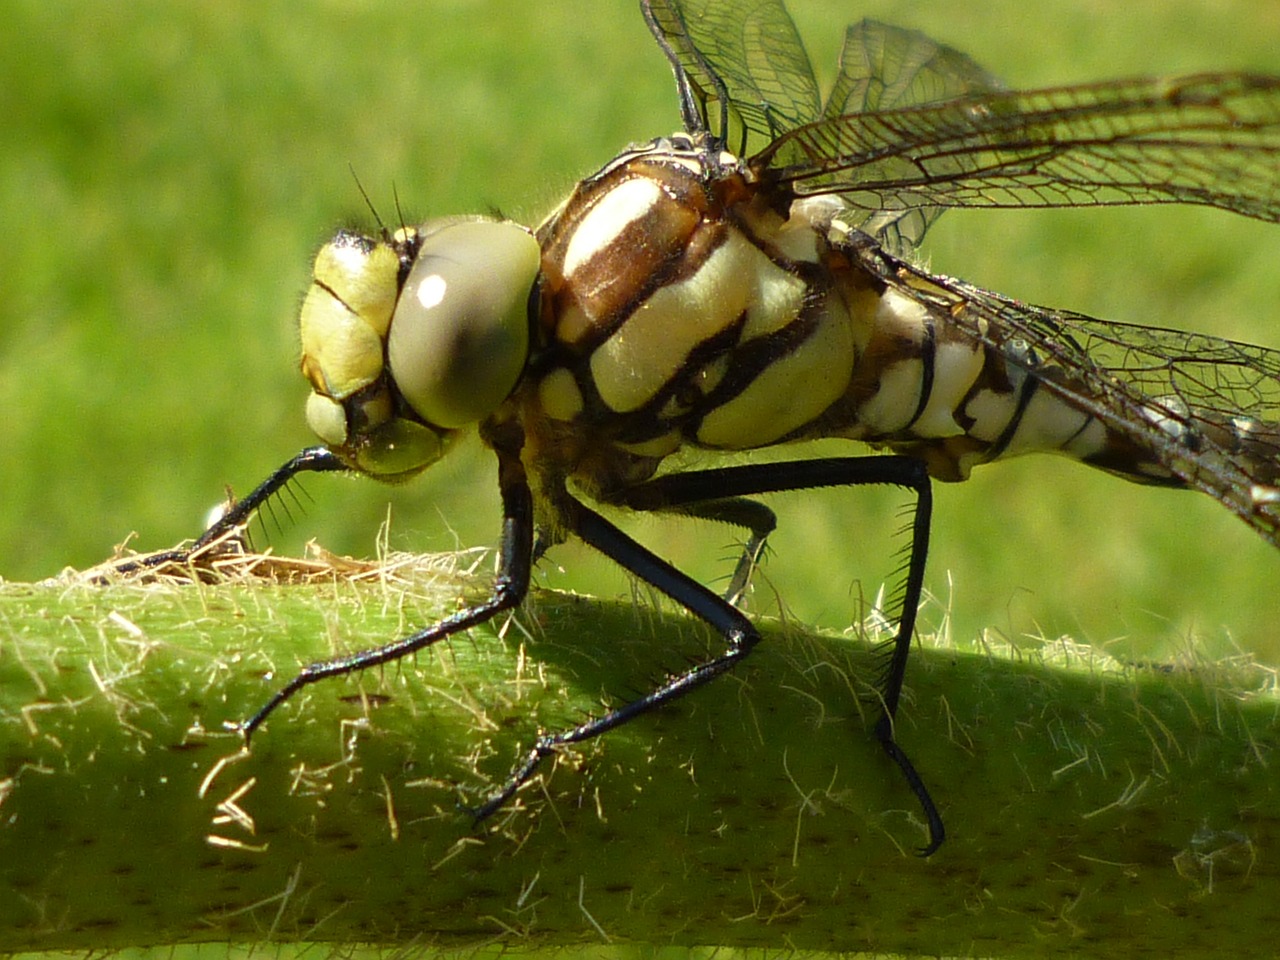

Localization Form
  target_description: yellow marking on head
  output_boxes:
[305,392,348,446]
[311,236,401,336]
[299,284,385,399]
[298,234,404,400]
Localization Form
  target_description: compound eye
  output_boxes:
[387,219,539,429]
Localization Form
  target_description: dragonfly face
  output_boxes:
[300,218,540,479]
[143,0,1280,854]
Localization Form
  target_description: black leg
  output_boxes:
[238,448,535,740]
[470,497,760,819]
[484,455,943,854]
[189,447,349,548]
[614,457,933,707]
[138,442,940,850]
[682,498,775,604]
[108,446,349,576]
[630,456,941,853]
[611,479,777,604]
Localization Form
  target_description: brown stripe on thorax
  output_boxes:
[533,141,856,453]
[538,153,728,355]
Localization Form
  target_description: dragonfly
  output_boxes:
[125,0,1280,855]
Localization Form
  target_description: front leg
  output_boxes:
[237,445,536,741]
[105,446,350,577]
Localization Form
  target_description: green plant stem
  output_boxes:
[1,561,1276,958]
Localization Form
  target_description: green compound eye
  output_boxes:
[387,219,539,429]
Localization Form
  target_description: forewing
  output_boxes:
[821,20,1006,250]
[642,0,819,150]
[855,240,1280,544]
[756,73,1280,239]
[824,20,1003,118]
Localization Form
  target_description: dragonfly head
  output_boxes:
[299,218,540,480]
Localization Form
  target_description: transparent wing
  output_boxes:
[642,0,819,151]
[756,73,1280,239]
[824,20,1004,116]
[854,239,1280,544]
[821,20,1006,250]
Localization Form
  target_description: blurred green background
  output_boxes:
[4,0,1278,665]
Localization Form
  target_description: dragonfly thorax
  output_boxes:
[524,140,865,488]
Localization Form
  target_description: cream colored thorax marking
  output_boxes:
[561,177,664,278]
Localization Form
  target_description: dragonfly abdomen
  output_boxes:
[835,284,1213,488]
